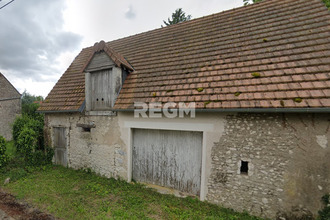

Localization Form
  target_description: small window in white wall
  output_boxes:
[240,161,249,175]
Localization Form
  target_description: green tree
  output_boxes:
[163,8,191,26]
[12,90,49,165]
[0,136,9,168]
[21,90,44,117]
[243,0,263,6]
[323,0,330,9]
[318,194,330,220]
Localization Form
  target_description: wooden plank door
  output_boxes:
[132,129,203,196]
[91,69,112,110]
[53,127,67,166]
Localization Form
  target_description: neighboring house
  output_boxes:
[38,0,330,218]
[0,73,21,140]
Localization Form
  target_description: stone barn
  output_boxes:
[39,0,330,218]
[0,72,21,140]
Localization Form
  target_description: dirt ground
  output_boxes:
[0,189,55,220]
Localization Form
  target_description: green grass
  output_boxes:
[0,143,263,220]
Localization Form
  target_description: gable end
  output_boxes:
[85,52,115,73]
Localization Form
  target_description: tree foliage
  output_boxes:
[13,115,53,166]
[323,0,330,9]
[21,91,43,118]
[243,0,263,6]
[0,136,9,168]
[12,91,52,166]
[14,91,44,150]
[13,115,44,151]
[318,194,330,220]
[163,8,191,26]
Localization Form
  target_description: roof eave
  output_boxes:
[113,108,330,113]
[37,101,86,114]
[37,109,81,114]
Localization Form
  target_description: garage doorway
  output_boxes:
[132,128,202,196]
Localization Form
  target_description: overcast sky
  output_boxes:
[0,0,244,97]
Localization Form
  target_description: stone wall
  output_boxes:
[45,113,127,179]
[44,111,329,219]
[0,73,21,140]
[207,113,330,219]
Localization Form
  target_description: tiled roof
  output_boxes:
[39,0,330,112]
[83,40,134,72]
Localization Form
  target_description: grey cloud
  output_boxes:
[125,5,136,19]
[0,0,82,80]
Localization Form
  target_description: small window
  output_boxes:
[82,127,91,132]
[240,161,249,175]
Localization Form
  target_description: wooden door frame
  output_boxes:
[125,121,214,201]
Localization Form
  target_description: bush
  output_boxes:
[10,91,53,167]
[12,111,52,166]
[15,126,53,166]
[319,194,330,220]
[16,127,38,160]
[13,115,44,150]
[0,136,9,168]
[12,115,30,145]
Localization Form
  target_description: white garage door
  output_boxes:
[132,129,203,196]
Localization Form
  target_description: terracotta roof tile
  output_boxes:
[39,0,330,112]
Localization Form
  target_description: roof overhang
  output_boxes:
[39,107,330,114]
[37,110,81,114]
[114,108,330,113]
[37,101,86,114]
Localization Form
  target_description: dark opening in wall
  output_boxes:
[240,161,249,174]
[82,127,91,132]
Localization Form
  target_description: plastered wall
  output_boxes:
[45,112,330,219]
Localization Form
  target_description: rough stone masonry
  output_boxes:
[207,113,330,219]
[45,111,329,219]
[0,73,21,140]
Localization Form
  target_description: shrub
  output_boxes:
[0,136,9,168]
[12,111,52,166]
[29,148,54,166]
[11,91,53,167]
[318,194,330,220]
[13,115,44,149]
[12,115,30,144]
[15,126,53,166]
[16,127,38,161]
